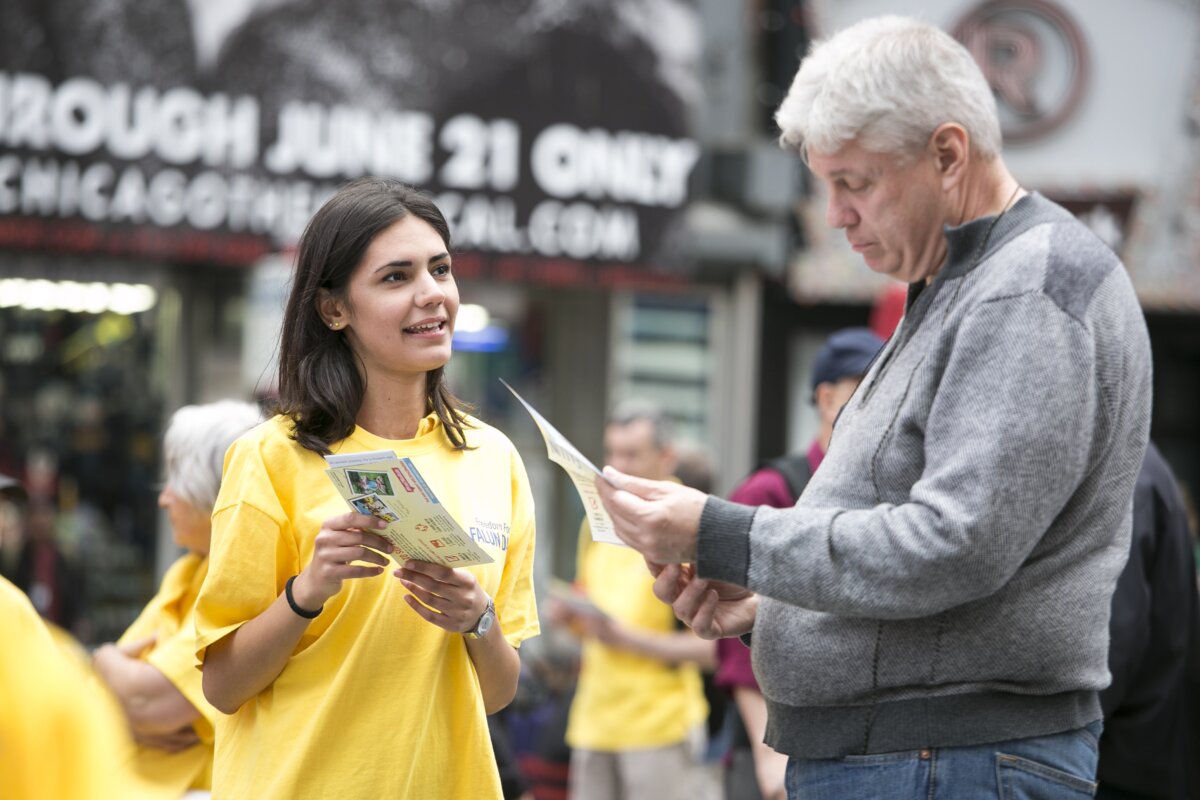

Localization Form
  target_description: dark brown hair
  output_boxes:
[272,177,473,455]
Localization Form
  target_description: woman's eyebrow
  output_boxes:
[373,252,450,273]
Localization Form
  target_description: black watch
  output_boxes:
[464,597,496,640]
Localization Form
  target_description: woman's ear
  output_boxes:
[317,288,346,330]
[929,122,970,189]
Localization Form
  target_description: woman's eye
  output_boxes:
[432,263,452,277]
[382,270,409,283]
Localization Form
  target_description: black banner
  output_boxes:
[0,0,701,276]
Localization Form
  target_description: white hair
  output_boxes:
[163,400,262,513]
[775,16,1001,161]
[608,399,675,449]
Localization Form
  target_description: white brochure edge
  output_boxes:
[501,379,625,546]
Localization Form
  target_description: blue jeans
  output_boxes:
[785,721,1102,799]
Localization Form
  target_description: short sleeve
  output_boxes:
[492,444,539,648]
[193,440,298,664]
[146,611,216,741]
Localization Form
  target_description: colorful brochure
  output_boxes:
[323,450,493,567]
[501,379,625,546]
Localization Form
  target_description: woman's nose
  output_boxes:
[415,273,447,307]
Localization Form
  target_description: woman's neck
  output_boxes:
[355,373,428,440]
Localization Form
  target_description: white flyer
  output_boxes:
[501,379,625,546]
[323,450,493,567]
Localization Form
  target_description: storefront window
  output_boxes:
[0,279,164,644]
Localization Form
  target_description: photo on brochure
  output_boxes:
[347,470,394,496]
[350,494,400,523]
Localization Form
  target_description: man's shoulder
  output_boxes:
[985,194,1130,324]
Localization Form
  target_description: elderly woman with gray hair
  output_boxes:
[92,400,261,798]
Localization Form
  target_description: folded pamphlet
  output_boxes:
[323,450,493,567]
[501,379,625,546]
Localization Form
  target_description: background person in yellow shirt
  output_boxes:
[551,400,716,800]
[0,569,155,800]
[92,399,261,798]
[194,178,539,799]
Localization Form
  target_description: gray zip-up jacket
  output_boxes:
[698,193,1152,758]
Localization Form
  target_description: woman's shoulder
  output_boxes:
[229,414,306,459]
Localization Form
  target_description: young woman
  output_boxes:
[92,400,261,797]
[194,178,539,798]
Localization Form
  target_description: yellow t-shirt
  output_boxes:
[117,552,215,794]
[195,413,539,799]
[0,576,156,800]
[566,523,708,751]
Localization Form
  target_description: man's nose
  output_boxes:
[826,196,858,229]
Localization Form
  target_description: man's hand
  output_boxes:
[595,467,706,563]
[546,594,611,642]
[649,562,758,640]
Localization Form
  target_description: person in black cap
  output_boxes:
[729,327,885,510]
[712,326,884,800]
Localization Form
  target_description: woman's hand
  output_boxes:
[394,561,489,633]
[204,512,396,715]
[396,561,520,713]
[115,634,156,659]
[291,512,394,610]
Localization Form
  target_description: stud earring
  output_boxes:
[330,322,339,329]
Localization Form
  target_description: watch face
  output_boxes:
[467,602,495,638]
[477,607,495,636]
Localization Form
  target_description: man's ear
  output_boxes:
[317,288,346,329]
[929,122,970,190]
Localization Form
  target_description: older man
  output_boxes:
[597,16,1152,797]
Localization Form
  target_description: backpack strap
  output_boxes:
[765,452,813,504]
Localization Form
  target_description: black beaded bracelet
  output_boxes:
[285,575,323,619]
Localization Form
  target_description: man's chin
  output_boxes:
[860,254,891,274]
